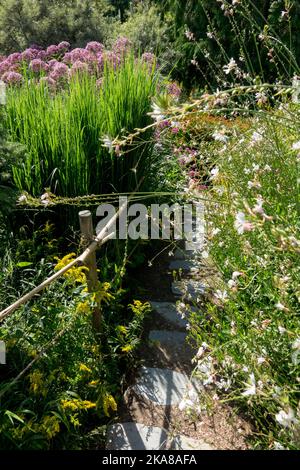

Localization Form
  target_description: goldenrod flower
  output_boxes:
[121,344,134,353]
[79,363,92,374]
[29,370,47,397]
[41,415,60,439]
[103,394,117,417]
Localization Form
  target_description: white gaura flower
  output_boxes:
[209,166,219,180]
[275,408,299,428]
[242,373,256,396]
[150,103,165,122]
[257,357,266,365]
[232,271,243,280]
[212,131,229,143]
[278,326,287,335]
[212,228,221,237]
[251,131,263,144]
[234,212,254,234]
[103,135,113,152]
[223,58,238,75]
[214,290,228,302]
[228,279,237,289]
[292,141,300,151]
[247,180,262,190]
[273,442,286,450]
[275,302,288,312]
[18,194,27,203]
[292,338,300,350]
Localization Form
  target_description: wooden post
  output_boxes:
[79,210,102,334]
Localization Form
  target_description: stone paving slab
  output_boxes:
[149,330,187,346]
[150,301,188,328]
[132,367,201,406]
[174,248,189,260]
[169,259,199,272]
[185,240,205,252]
[170,435,212,450]
[106,422,168,450]
[172,280,206,299]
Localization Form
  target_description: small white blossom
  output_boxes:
[223,58,238,75]
[292,141,300,151]
[275,408,298,428]
[242,373,256,396]
[234,212,254,234]
[210,167,219,180]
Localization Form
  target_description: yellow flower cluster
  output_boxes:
[103,394,117,417]
[54,253,88,285]
[29,370,48,397]
[76,300,91,315]
[61,399,96,411]
[92,282,114,305]
[121,344,134,353]
[128,300,151,316]
[79,363,92,374]
[41,415,60,439]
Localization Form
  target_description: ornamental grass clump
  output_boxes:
[4,40,158,197]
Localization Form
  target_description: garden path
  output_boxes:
[106,201,251,450]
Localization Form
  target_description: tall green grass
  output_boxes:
[7,56,157,197]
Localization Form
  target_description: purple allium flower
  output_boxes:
[22,48,39,62]
[29,59,49,73]
[86,41,104,54]
[37,50,47,61]
[7,52,22,64]
[167,82,182,99]
[141,52,156,66]
[57,41,70,51]
[8,64,21,73]
[46,45,59,57]
[96,53,104,72]
[70,60,89,76]
[0,60,11,75]
[49,62,69,80]
[2,71,23,85]
[70,48,90,63]
[62,52,73,64]
[171,127,180,134]
[113,37,132,55]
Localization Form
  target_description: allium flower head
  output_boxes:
[30,59,49,73]
[113,37,132,55]
[86,42,104,54]
[57,41,70,51]
[46,45,59,57]
[2,71,23,85]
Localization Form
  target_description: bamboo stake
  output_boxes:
[79,210,101,333]
[0,198,128,322]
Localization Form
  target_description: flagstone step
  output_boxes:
[150,301,189,328]
[169,259,200,272]
[185,240,205,252]
[172,280,206,299]
[170,435,213,450]
[149,330,187,346]
[106,422,167,450]
[132,366,201,406]
[106,422,213,451]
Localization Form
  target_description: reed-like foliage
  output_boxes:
[7,56,157,197]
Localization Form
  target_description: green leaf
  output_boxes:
[16,262,33,268]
